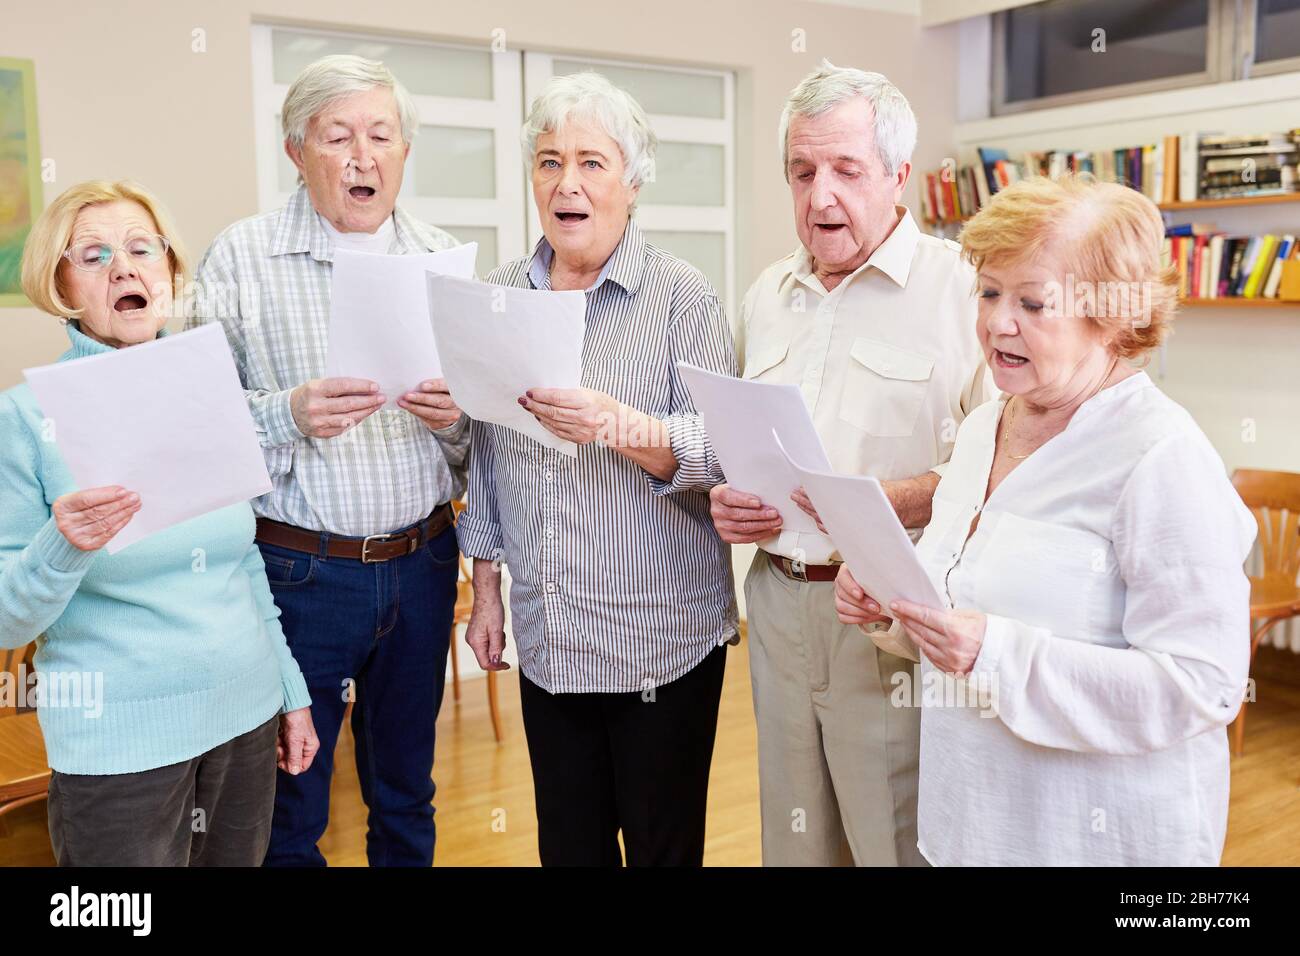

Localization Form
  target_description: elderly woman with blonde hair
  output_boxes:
[836,175,1254,866]
[0,180,315,866]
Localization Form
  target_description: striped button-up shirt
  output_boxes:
[457,220,739,694]
[188,186,470,537]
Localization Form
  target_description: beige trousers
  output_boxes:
[744,550,925,867]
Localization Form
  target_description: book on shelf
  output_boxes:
[920,129,1300,226]
[1163,228,1300,302]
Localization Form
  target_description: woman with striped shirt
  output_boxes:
[457,72,739,867]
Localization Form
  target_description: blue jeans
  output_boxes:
[258,521,458,867]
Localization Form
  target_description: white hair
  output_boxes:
[778,60,917,180]
[521,72,657,191]
[281,54,419,149]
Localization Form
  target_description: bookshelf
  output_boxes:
[1159,193,1300,212]
[1177,297,1297,308]
[1163,192,1300,308]
[920,144,1300,308]
[922,191,1300,226]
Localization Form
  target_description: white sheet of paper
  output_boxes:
[326,243,477,407]
[775,432,944,609]
[426,273,585,457]
[676,362,831,536]
[24,323,272,554]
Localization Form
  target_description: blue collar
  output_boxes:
[60,320,168,361]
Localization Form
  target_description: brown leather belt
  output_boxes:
[256,503,454,564]
[771,555,841,583]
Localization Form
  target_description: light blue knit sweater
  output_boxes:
[0,323,311,774]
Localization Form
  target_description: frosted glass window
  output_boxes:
[442,226,499,277]
[415,126,496,199]
[643,230,726,300]
[639,141,725,207]
[552,59,723,118]
[272,28,493,99]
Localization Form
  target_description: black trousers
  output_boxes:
[519,645,727,867]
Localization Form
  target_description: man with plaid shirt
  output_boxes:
[188,54,467,867]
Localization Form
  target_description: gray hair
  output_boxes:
[521,72,657,191]
[778,60,917,180]
[281,54,419,149]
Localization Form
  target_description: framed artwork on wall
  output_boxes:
[0,57,42,307]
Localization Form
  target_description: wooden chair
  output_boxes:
[0,643,51,834]
[449,500,503,743]
[1230,469,1300,756]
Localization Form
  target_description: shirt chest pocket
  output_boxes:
[838,338,934,438]
[584,363,665,415]
[741,327,793,383]
[974,512,1121,642]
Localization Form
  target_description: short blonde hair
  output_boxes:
[958,175,1177,360]
[20,180,190,319]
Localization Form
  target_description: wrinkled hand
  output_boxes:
[53,486,141,552]
[889,600,987,676]
[519,387,619,445]
[466,562,511,671]
[277,706,319,775]
[790,486,828,534]
[709,483,783,544]
[290,377,385,438]
[398,378,463,432]
[834,564,893,629]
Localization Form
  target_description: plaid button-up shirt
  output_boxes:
[187,186,469,537]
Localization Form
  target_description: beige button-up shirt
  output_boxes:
[736,206,994,565]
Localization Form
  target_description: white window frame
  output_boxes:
[523,52,737,308]
[252,27,736,302]
[250,24,527,269]
[1239,0,1300,79]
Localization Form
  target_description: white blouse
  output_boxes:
[898,372,1255,866]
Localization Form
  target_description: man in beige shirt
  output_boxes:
[712,62,992,866]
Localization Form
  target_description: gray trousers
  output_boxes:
[47,715,278,867]
[745,551,925,867]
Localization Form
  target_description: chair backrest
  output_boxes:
[0,642,37,719]
[1232,469,1300,583]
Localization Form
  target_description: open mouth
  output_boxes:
[815,223,848,232]
[555,211,589,224]
[113,293,149,313]
[994,349,1029,368]
[348,186,377,200]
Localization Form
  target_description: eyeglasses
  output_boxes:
[62,234,171,273]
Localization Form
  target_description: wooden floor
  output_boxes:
[2,638,1297,866]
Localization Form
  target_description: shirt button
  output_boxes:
[544,527,554,539]
[544,470,553,482]
[545,582,556,593]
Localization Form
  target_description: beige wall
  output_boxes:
[1,0,961,386]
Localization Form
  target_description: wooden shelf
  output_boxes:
[1178,297,1300,308]
[1160,193,1300,212]
[925,188,1300,224]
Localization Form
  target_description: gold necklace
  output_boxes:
[1002,397,1031,460]
[1002,360,1124,462]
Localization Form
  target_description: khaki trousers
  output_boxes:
[745,550,925,866]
